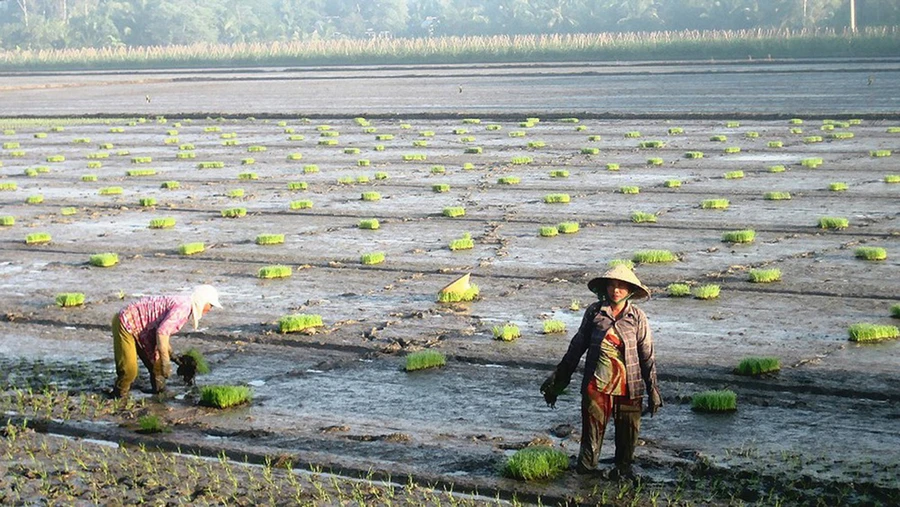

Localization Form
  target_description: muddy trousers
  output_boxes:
[112,314,165,397]
[578,379,642,471]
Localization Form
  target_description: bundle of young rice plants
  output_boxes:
[486,124,502,131]
[744,131,760,138]
[539,226,559,237]
[847,323,899,342]
[418,130,435,138]
[2,141,20,149]
[136,414,166,434]
[149,217,176,229]
[721,229,755,243]
[256,234,285,246]
[402,154,427,161]
[510,156,533,165]
[541,319,566,334]
[361,191,381,201]
[768,140,784,148]
[892,305,900,319]
[86,161,102,169]
[204,126,221,132]
[693,284,721,300]
[764,191,791,200]
[710,135,727,142]
[34,132,47,138]
[818,216,848,230]
[465,146,483,154]
[831,132,854,140]
[240,158,255,165]
[726,121,740,128]
[606,163,620,171]
[361,251,385,265]
[279,313,324,333]
[179,143,195,150]
[290,200,313,210]
[855,247,887,261]
[624,131,641,138]
[587,135,601,141]
[580,147,600,155]
[81,174,98,182]
[220,132,237,140]
[405,350,446,372]
[549,170,569,178]
[667,283,691,297]
[724,171,745,180]
[432,183,450,193]
[608,259,635,271]
[632,249,677,264]
[804,136,824,143]
[26,194,44,204]
[723,147,742,154]
[620,186,640,194]
[631,211,657,223]
[647,157,664,166]
[375,172,389,180]
[691,390,737,412]
[412,140,428,147]
[683,150,705,159]
[177,152,196,159]
[56,293,85,307]
[25,232,51,244]
[493,324,521,342]
[768,165,786,173]
[508,131,526,138]
[462,163,475,170]
[885,175,900,183]
[179,242,205,255]
[639,140,666,148]
[557,222,579,234]
[870,150,892,157]
[443,207,465,218]
[735,357,781,376]
[828,182,848,191]
[285,181,308,191]
[258,265,292,279]
[359,218,380,230]
[200,385,252,409]
[60,206,78,216]
[130,156,152,164]
[664,180,682,188]
[46,155,65,163]
[701,199,730,210]
[89,253,119,267]
[198,161,225,169]
[287,134,305,141]
[790,118,804,125]
[801,158,823,168]
[748,268,781,283]
[526,140,546,149]
[449,233,474,251]
[0,182,17,191]
[544,193,570,204]
[1,216,15,226]
[138,197,157,207]
[497,176,521,185]
[356,174,370,183]
[501,446,569,481]
[376,134,394,141]
[303,164,320,173]
[221,207,247,218]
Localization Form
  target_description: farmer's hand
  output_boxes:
[646,389,663,417]
[540,372,559,409]
[161,359,172,379]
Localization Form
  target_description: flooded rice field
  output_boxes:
[1,64,899,505]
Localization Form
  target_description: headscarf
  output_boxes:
[190,284,222,330]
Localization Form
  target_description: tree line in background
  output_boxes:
[0,0,897,50]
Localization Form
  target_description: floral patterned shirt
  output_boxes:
[118,295,192,361]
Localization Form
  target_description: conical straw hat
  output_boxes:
[440,273,471,294]
[587,264,651,300]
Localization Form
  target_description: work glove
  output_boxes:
[645,388,663,417]
[161,358,172,379]
[540,371,561,409]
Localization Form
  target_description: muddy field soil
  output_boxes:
[1,65,900,505]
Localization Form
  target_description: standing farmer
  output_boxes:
[112,285,222,397]
[541,265,661,479]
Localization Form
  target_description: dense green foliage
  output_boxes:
[200,385,252,408]
[735,357,781,376]
[692,390,737,412]
[405,350,446,372]
[502,446,569,481]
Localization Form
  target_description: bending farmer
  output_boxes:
[112,285,222,397]
[541,265,661,479]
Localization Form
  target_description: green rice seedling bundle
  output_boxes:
[581,147,600,155]
[449,233,474,251]
[544,193,570,204]
[50,126,65,132]
[620,186,640,194]
[631,211,657,223]
[871,150,892,157]
[438,284,479,303]
[279,313,324,333]
[357,159,371,167]
[336,176,354,185]
[376,134,394,141]
[692,390,737,412]
[161,181,180,189]
[664,179,682,188]
[256,234,285,246]
[647,157,664,166]
[892,305,900,318]
[36,166,51,173]
[258,265,292,279]
[374,145,385,151]
[831,132,854,140]
[98,186,123,196]
[511,156,533,165]
[360,251,385,265]
[203,126,221,133]
[220,132,237,140]
[493,324,521,342]
[558,117,579,123]
[238,172,258,180]
[744,131,760,138]
[820,124,835,131]
[668,127,684,135]
[149,217,176,229]
[177,152,196,159]
[431,165,446,174]
[87,152,109,159]
[818,216,848,230]
[405,350,446,372]
[375,172,389,180]
[137,415,165,433]
[200,385,252,409]
[286,182,307,191]
[432,183,450,193]
[418,130,435,138]
[828,182,848,191]
[302,164,319,173]
[89,253,118,267]
[243,145,266,153]
[539,226,558,237]
[221,207,247,218]
[164,137,179,145]
[726,121,740,128]
[693,284,721,300]
[542,320,566,334]
[557,222,579,234]
[639,140,665,148]
[358,191,381,201]
[465,146,483,154]
[608,259,635,270]
[519,121,536,128]
[60,207,78,216]
[486,124,502,131]
[790,118,804,125]
[606,163,620,171]
[804,136,823,143]
[765,191,791,200]
[228,188,245,198]
[9,150,25,157]
[2,129,13,135]
[721,229,755,243]
[527,140,546,149]
[768,165,786,173]
[46,155,65,163]
[399,123,412,129]
[767,140,784,148]
[847,323,900,342]
[501,446,569,481]
[166,129,178,136]
[443,207,465,218]
[855,246,887,261]
[723,147,741,154]
[460,118,481,124]
[34,132,47,138]
[290,200,313,210]
[887,127,900,134]
[748,268,781,283]
[402,154,427,161]
[131,156,152,164]
[56,293,85,307]
[139,197,157,207]
[26,194,44,204]
[413,140,429,147]
[3,141,20,149]
[179,143,195,150]
[526,118,540,124]
[462,163,475,170]
[359,218,380,230]
[286,134,304,141]
[25,232,51,244]
[86,161,102,169]
[624,131,641,138]
[667,283,691,297]
[286,152,304,161]
[0,182,17,191]
[735,357,781,376]
[498,176,521,185]
[357,174,371,183]
[885,175,900,183]
[725,168,745,178]
[508,131,526,138]
[701,199,729,209]
[792,127,804,134]
[363,126,377,133]
[179,242,204,255]
[198,161,225,169]
[127,169,157,176]
[588,135,602,141]
[549,170,569,178]
[240,158,255,165]
[633,249,677,264]
[710,135,727,142]
[453,128,469,135]
[340,147,360,155]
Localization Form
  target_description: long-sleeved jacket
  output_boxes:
[118,295,192,364]
[554,300,659,402]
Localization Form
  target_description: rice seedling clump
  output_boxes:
[885,175,900,183]
[701,199,730,209]
[828,182,848,191]
[60,207,78,216]
[256,234,285,246]
[691,390,737,412]
[557,222,579,234]
[98,187,123,195]
[664,180,682,188]
[721,229,755,243]
[631,211,657,223]
[432,184,450,193]
[361,252,385,265]
[26,194,44,204]
[182,348,211,375]
[497,176,520,185]
[748,269,781,283]
[405,350,447,372]
[442,207,465,218]
[258,265,292,279]
[646,157,664,166]
[768,141,784,148]
[501,446,569,481]
[359,218,380,230]
[892,304,900,318]
[847,323,899,342]
[735,357,781,376]
[0,216,14,226]
[0,182,18,191]
[278,314,324,333]
[89,253,119,267]
[137,415,165,434]
[290,200,313,210]
[855,247,887,261]
[684,151,704,159]
[200,385,252,409]
[361,191,381,201]
[620,186,640,194]
[667,283,691,297]
[221,207,247,218]
[693,284,721,300]
[149,217,176,229]
[632,249,676,264]
[25,232,51,244]
[818,216,849,230]
[765,191,791,200]
[549,170,569,178]
[606,163,620,171]
[178,242,205,255]
[449,233,474,251]
[724,170,744,179]
[542,320,566,334]
[544,193,570,204]
[493,324,521,342]
[539,226,558,237]
[438,284,480,303]
[608,259,635,270]
[56,292,85,307]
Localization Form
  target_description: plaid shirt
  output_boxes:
[118,295,192,360]
[554,301,659,402]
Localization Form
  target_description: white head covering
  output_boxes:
[190,284,222,330]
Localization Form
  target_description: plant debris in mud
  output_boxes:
[847,323,899,342]
[501,446,569,481]
[405,350,446,371]
[692,389,737,412]
[200,385,252,408]
[735,357,781,376]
